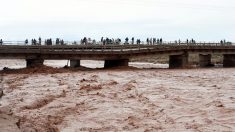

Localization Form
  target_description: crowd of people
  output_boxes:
[0,37,232,46]
[81,37,163,45]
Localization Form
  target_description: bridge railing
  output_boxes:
[1,40,234,46]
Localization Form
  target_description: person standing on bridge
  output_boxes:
[153,38,156,45]
[0,39,3,45]
[118,38,121,45]
[25,39,28,45]
[101,37,104,44]
[49,39,52,45]
[157,38,159,44]
[220,40,224,45]
[131,37,134,44]
[38,37,42,45]
[190,39,193,44]
[137,39,141,45]
[34,39,37,45]
[160,38,163,44]
[56,38,60,45]
[32,39,34,45]
[60,39,64,45]
[125,37,129,45]
[150,38,153,45]
[146,38,149,45]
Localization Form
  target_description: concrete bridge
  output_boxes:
[1,43,235,68]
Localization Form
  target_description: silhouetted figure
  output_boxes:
[186,39,189,44]
[136,39,141,45]
[105,38,109,45]
[153,38,156,45]
[117,38,121,45]
[146,38,149,45]
[157,39,160,44]
[25,39,28,45]
[178,39,181,44]
[46,39,52,45]
[31,39,37,45]
[82,37,87,45]
[92,39,96,45]
[101,37,104,44]
[31,39,34,45]
[34,39,37,45]
[150,38,153,45]
[220,40,224,45]
[60,39,64,45]
[131,37,134,44]
[49,39,52,45]
[38,37,41,45]
[160,38,163,44]
[0,39,3,45]
[56,38,60,45]
[125,37,129,44]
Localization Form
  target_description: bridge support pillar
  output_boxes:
[70,60,81,68]
[104,59,129,68]
[26,59,44,68]
[199,54,213,67]
[223,54,235,67]
[169,53,188,68]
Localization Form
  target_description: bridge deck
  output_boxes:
[1,44,235,60]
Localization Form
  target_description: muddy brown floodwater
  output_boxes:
[0,62,235,131]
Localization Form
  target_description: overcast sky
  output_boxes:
[0,0,235,42]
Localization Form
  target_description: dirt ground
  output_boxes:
[0,60,235,132]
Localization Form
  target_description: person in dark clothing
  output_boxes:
[31,39,36,45]
[220,40,223,44]
[153,38,156,45]
[38,37,41,45]
[131,37,134,44]
[83,37,87,45]
[25,39,28,45]
[105,38,109,45]
[160,38,163,44]
[101,37,103,44]
[136,39,140,45]
[0,39,3,45]
[157,39,159,44]
[61,39,64,45]
[56,38,60,45]
[34,39,37,45]
[191,39,194,44]
[125,37,129,44]
[49,39,52,45]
